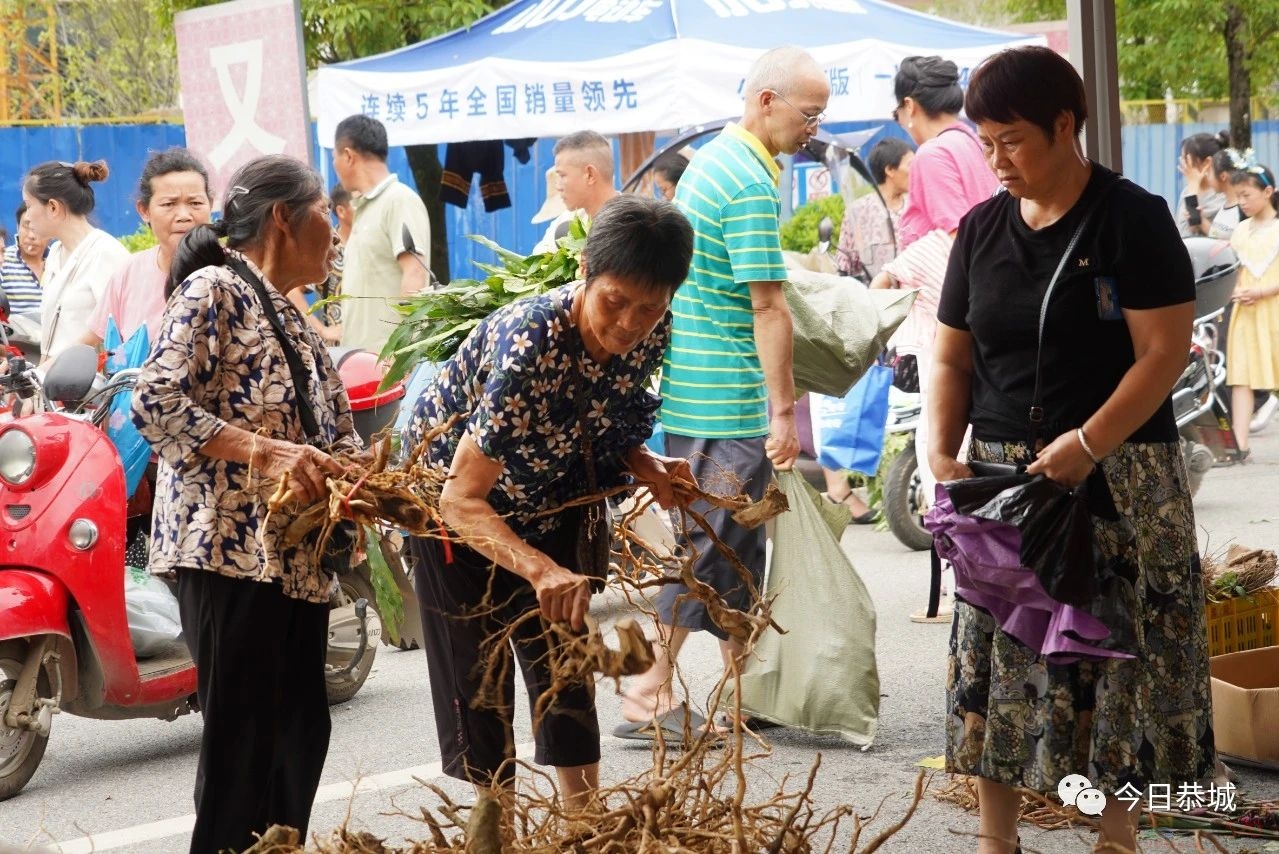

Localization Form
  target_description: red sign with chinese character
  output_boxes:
[175,0,311,205]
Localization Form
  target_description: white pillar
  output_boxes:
[1068,0,1123,171]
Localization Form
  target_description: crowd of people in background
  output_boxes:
[1,42,1275,854]
[1174,130,1279,453]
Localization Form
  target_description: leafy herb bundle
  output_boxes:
[379,220,587,385]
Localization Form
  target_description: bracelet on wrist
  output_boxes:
[1076,427,1102,466]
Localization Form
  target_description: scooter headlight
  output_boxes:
[68,519,99,551]
[0,428,36,486]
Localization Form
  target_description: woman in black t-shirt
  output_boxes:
[930,48,1214,854]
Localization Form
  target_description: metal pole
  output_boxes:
[1067,0,1123,171]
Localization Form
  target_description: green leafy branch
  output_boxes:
[378,220,587,386]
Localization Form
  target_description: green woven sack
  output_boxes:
[785,268,915,398]
[735,470,881,746]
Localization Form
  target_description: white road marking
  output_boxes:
[55,742,535,853]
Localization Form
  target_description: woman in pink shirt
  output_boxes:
[892,56,998,248]
[874,56,996,622]
[85,148,212,350]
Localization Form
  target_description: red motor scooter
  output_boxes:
[0,296,418,800]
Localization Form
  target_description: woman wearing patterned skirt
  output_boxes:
[930,47,1215,853]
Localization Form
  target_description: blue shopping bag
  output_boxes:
[814,363,893,476]
[102,319,153,499]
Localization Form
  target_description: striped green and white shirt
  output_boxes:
[661,123,786,439]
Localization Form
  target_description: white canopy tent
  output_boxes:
[315,0,1042,147]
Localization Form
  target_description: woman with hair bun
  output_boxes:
[131,154,360,854]
[21,159,129,361]
[891,55,998,249]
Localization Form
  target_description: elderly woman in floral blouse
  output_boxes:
[403,194,694,808]
[131,154,358,854]
[835,136,913,281]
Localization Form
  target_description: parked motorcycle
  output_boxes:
[0,298,417,800]
[1175,237,1245,495]
[879,390,931,552]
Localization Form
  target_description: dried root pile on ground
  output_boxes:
[243,749,926,853]
[247,443,923,853]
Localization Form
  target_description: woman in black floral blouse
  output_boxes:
[131,155,360,854]
[404,194,694,807]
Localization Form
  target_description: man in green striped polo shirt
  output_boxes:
[618,46,830,738]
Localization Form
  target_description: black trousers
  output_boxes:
[410,516,599,786]
[177,569,331,854]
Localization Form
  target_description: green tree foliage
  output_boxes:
[930,0,1279,148]
[54,0,180,119]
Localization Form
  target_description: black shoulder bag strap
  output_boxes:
[225,256,323,442]
[1026,176,1120,447]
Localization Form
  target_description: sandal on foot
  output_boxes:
[613,705,707,744]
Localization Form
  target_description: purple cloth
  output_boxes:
[926,485,1135,663]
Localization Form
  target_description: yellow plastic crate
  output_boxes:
[1206,588,1279,657]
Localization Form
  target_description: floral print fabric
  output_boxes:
[835,192,904,279]
[131,251,361,603]
[946,438,1216,795]
[404,283,665,539]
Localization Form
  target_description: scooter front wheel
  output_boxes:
[883,445,934,552]
[0,640,50,801]
[325,571,381,706]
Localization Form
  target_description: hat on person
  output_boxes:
[531,165,567,224]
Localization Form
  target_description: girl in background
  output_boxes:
[1226,164,1279,458]
[1208,147,1248,239]
[1177,131,1229,237]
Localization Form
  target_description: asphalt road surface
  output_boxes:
[3,432,1278,853]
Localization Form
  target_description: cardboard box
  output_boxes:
[1209,646,1279,767]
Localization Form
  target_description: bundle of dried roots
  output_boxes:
[244,750,925,854]
[1201,544,1278,603]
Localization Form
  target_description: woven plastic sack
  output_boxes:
[784,267,915,397]
[735,470,880,746]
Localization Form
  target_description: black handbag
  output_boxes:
[227,256,357,575]
[890,350,919,394]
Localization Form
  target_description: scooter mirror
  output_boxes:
[817,216,834,245]
[400,224,441,289]
[0,287,9,323]
[43,344,99,406]
[401,224,417,259]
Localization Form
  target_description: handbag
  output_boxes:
[227,256,357,575]
[888,349,919,394]
[813,363,893,476]
[570,336,610,593]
